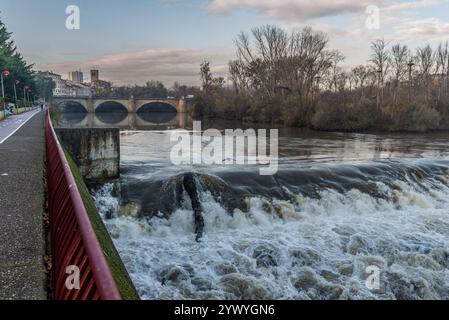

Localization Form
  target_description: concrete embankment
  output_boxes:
[56,128,120,184]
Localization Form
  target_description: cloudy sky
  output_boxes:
[0,0,448,86]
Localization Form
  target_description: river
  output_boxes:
[59,112,449,300]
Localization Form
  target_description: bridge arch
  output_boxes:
[95,101,129,114]
[136,101,178,114]
[54,100,88,113]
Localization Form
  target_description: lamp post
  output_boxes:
[28,89,33,108]
[13,79,19,113]
[1,70,10,117]
[24,86,29,109]
[407,61,415,103]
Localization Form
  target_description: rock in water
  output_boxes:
[135,172,250,218]
[183,173,205,241]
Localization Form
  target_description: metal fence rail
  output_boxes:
[45,112,121,300]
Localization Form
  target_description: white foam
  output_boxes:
[93,175,449,300]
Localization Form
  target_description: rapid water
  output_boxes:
[61,113,449,300]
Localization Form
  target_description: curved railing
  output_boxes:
[45,112,121,300]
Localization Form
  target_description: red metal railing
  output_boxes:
[45,112,121,300]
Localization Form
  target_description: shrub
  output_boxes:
[312,98,377,131]
[398,104,440,132]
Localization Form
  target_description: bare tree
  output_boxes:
[327,50,345,93]
[416,45,435,102]
[370,39,390,108]
[233,25,336,105]
[435,42,449,101]
[234,26,289,96]
[229,59,248,93]
[351,65,370,97]
[416,45,434,77]
[391,44,409,82]
[200,61,213,92]
[390,43,409,105]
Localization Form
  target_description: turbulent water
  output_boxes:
[61,113,449,300]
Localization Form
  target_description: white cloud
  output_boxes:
[394,18,449,41]
[384,0,443,13]
[208,0,385,21]
[43,48,232,86]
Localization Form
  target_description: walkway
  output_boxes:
[0,110,46,299]
[0,109,41,144]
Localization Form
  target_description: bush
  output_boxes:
[392,103,440,132]
[312,98,377,131]
[215,91,250,120]
[246,95,283,123]
[280,94,313,127]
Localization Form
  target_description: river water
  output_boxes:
[60,112,449,300]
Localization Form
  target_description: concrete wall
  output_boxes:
[55,128,120,183]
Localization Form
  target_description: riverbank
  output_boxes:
[192,81,448,133]
[191,105,449,134]
[190,114,449,135]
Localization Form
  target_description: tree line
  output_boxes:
[193,25,449,132]
[0,17,55,107]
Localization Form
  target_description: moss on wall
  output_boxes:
[49,107,61,127]
[64,149,140,300]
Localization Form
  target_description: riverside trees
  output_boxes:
[194,25,338,125]
[0,16,53,105]
[194,24,449,132]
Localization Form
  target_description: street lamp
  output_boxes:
[27,89,31,107]
[407,61,415,102]
[13,79,19,112]
[1,70,10,116]
[24,86,29,109]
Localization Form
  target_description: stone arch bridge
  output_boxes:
[52,96,189,113]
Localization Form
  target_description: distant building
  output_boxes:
[66,81,92,97]
[42,71,66,96]
[90,69,99,83]
[68,71,83,84]
[90,69,112,94]
[93,80,111,90]
[42,71,92,97]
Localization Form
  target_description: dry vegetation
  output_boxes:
[193,25,449,132]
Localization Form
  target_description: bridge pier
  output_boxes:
[86,98,95,113]
[127,98,136,113]
[178,97,187,113]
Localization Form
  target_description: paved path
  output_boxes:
[0,110,46,300]
[0,109,41,144]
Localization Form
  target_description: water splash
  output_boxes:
[93,164,449,300]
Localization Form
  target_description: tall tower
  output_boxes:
[90,69,99,83]
[69,71,83,83]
